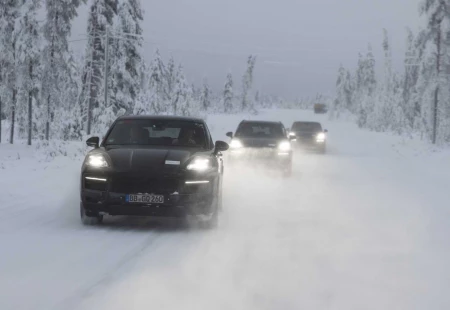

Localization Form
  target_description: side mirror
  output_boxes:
[86,136,100,148]
[226,132,233,138]
[324,129,328,133]
[214,140,229,154]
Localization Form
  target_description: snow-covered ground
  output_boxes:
[1,109,449,310]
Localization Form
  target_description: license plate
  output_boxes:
[126,194,164,204]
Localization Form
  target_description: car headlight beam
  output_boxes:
[278,141,291,152]
[187,157,211,171]
[230,139,243,149]
[316,132,326,142]
[86,154,109,168]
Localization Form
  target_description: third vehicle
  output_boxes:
[288,121,328,153]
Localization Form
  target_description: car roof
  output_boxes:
[117,115,205,123]
[239,120,283,125]
[292,121,322,125]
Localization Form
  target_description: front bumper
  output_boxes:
[227,148,292,168]
[81,173,217,218]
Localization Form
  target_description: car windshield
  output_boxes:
[235,122,284,138]
[104,119,207,147]
[292,122,322,132]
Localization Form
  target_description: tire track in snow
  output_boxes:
[52,231,163,310]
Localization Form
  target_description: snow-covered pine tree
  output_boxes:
[200,78,210,111]
[174,65,193,116]
[357,44,377,128]
[0,0,21,144]
[81,0,118,135]
[241,55,256,111]
[147,49,167,114]
[42,0,86,141]
[223,73,233,113]
[332,64,353,119]
[418,0,450,143]
[110,0,143,116]
[403,28,421,130]
[16,0,41,145]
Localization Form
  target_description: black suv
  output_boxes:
[288,121,328,153]
[226,120,293,177]
[80,116,229,228]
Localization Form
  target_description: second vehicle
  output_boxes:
[226,120,293,177]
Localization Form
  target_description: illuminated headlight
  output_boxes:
[288,132,296,137]
[187,157,211,171]
[316,133,326,142]
[86,154,109,168]
[230,139,243,149]
[278,141,291,151]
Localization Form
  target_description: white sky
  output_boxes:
[71,0,424,99]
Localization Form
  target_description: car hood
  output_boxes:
[101,146,197,173]
[237,137,283,148]
[293,131,321,137]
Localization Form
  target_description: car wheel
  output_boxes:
[200,193,220,229]
[80,203,103,225]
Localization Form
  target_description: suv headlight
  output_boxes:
[278,141,291,151]
[316,133,326,142]
[86,154,109,168]
[187,157,211,171]
[230,139,243,149]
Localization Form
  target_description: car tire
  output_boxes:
[80,203,103,225]
[200,193,220,229]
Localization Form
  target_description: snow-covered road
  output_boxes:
[1,110,449,310]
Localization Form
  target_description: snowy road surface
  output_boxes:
[1,110,449,310]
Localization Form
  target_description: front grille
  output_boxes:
[85,179,108,191]
[111,174,179,194]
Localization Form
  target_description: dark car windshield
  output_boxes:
[235,122,284,138]
[292,122,322,132]
[104,119,207,147]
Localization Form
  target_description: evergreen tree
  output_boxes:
[16,0,41,145]
[241,55,256,111]
[110,0,143,116]
[223,73,233,113]
[42,0,86,140]
[201,78,210,111]
[332,65,353,118]
[0,0,21,144]
[419,0,450,143]
[147,49,167,113]
[81,0,118,135]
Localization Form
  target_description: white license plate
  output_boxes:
[126,194,164,204]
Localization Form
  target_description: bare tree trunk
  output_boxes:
[28,63,33,146]
[0,97,2,144]
[432,24,441,145]
[10,89,16,144]
[46,94,50,140]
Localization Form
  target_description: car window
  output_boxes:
[235,123,284,138]
[105,119,207,148]
[292,122,322,132]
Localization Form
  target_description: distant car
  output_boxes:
[314,103,328,114]
[80,115,229,229]
[288,121,328,153]
[226,120,293,177]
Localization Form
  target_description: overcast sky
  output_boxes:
[72,0,423,99]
